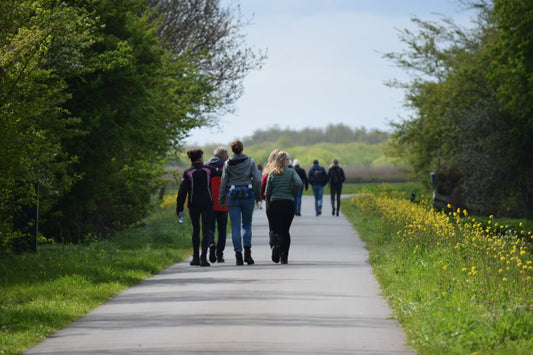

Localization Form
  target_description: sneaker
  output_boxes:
[217,255,225,263]
[209,244,216,263]
[271,245,280,263]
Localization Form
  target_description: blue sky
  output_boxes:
[185,0,477,146]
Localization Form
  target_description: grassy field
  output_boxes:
[342,186,533,354]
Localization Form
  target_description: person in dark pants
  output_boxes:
[291,159,308,216]
[176,149,218,267]
[205,147,229,263]
[308,160,328,216]
[327,158,346,216]
[265,151,303,264]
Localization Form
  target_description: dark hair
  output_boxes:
[231,139,243,154]
[187,149,203,162]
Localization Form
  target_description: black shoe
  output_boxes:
[209,244,216,263]
[190,255,200,266]
[200,255,210,267]
[217,254,225,263]
[280,252,288,264]
[244,246,254,265]
[271,245,280,263]
[332,208,335,215]
[235,252,244,265]
[336,210,339,216]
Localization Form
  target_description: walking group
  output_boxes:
[176,139,345,267]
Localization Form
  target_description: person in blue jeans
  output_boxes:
[308,160,328,216]
[218,140,262,265]
[291,159,308,216]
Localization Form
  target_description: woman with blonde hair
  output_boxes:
[265,151,303,264]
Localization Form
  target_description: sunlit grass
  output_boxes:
[344,190,533,354]
[0,207,191,355]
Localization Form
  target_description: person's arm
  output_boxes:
[218,163,229,206]
[261,173,268,200]
[176,171,190,215]
[250,158,262,201]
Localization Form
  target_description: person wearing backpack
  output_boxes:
[328,158,346,216]
[308,159,328,216]
[176,149,219,267]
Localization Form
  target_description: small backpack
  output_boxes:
[331,167,341,184]
[314,167,325,184]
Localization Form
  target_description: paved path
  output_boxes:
[25,195,414,355]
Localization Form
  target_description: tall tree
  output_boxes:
[42,0,215,241]
[384,1,531,216]
[0,0,95,250]
[147,0,267,126]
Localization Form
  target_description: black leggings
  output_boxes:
[330,183,343,211]
[189,205,213,255]
[267,199,295,257]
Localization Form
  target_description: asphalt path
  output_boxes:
[25,195,414,355]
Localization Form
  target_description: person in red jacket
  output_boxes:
[176,149,218,266]
[205,147,229,263]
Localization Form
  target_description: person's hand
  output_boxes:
[178,211,184,224]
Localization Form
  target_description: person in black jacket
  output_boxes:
[176,149,218,266]
[292,159,308,216]
[327,158,346,216]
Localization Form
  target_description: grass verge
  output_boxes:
[342,189,533,354]
[0,207,191,355]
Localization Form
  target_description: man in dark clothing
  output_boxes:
[292,159,308,216]
[327,159,346,216]
[308,160,328,216]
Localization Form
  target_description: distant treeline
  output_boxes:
[242,124,389,146]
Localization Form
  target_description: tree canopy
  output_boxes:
[1,0,264,252]
[385,0,532,217]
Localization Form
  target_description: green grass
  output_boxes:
[0,208,192,355]
[342,190,533,354]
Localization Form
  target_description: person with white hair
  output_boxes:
[291,159,308,216]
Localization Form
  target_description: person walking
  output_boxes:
[261,149,281,255]
[292,159,308,216]
[176,149,218,267]
[308,159,328,216]
[205,147,229,263]
[265,151,303,264]
[219,140,262,265]
[328,158,346,216]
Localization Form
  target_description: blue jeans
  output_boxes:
[294,187,303,213]
[226,196,255,252]
[312,184,324,214]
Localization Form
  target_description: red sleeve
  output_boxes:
[261,173,269,201]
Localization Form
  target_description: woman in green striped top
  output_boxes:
[265,151,303,264]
